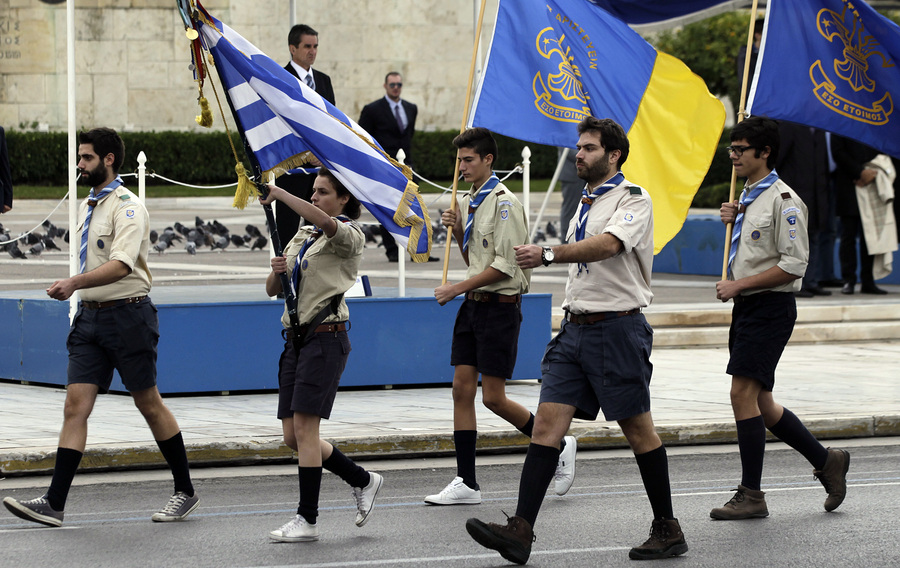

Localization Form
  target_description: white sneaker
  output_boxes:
[352,472,383,527]
[554,436,577,495]
[424,476,482,505]
[269,514,319,542]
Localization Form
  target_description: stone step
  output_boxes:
[551,302,900,347]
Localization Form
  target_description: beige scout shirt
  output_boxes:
[281,219,364,328]
[562,180,653,313]
[732,177,808,295]
[459,181,531,295]
[77,185,152,302]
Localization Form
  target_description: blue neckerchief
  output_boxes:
[463,174,500,252]
[80,176,123,274]
[574,171,624,275]
[728,169,779,278]
[291,216,351,297]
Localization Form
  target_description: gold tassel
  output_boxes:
[232,162,258,210]
[195,96,213,127]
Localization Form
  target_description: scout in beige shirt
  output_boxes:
[4,128,199,528]
[469,117,687,563]
[261,168,382,543]
[712,116,849,522]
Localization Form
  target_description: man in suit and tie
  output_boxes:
[0,126,12,214]
[276,24,336,247]
[358,72,420,262]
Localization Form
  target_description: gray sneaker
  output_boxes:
[151,491,200,522]
[352,471,383,527]
[3,495,64,527]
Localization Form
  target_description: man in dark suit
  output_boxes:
[775,121,832,297]
[276,24,335,247]
[358,72,419,262]
[0,126,12,214]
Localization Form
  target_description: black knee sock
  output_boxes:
[736,416,767,491]
[517,414,535,438]
[635,446,674,520]
[46,447,83,511]
[454,430,478,490]
[768,408,828,470]
[156,432,194,496]
[297,466,322,525]
[323,446,370,489]
[515,443,559,527]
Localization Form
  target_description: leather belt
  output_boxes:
[564,308,640,324]
[81,296,147,310]
[282,322,349,340]
[465,291,521,304]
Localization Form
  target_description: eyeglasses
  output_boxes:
[388,82,402,88]
[726,144,756,157]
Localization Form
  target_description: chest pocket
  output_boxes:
[743,214,772,246]
[474,218,495,255]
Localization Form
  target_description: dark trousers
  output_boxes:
[839,214,875,286]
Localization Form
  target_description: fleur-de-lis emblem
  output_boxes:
[817,7,890,92]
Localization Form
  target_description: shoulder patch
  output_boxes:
[628,186,642,195]
[496,189,506,195]
[780,192,792,200]
[119,195,130,200]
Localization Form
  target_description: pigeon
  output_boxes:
[213,235,229,250]
[153,240,169,254]
[251,235,268,251]
[28,241,44,256]
[149,229,159,244]
[25,232,41,245]
[42,236,61,251]
[532,229,546,244]
[7,241,26,259]
[185,241,197,255]
[0,232,10,251]
[195,215,205,227]
[163,227,183,242]
[230,234,246,247]
[545,221,558,239]
[211,220,229,236]
[245,224,262,238]
[187,229,203,244]
[174,222,190,236]
[63,229,70,243]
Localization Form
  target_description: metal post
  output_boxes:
[67,0,78,322]
[396,148,407,297]
[521,146,531,237]
[137,151,147,202]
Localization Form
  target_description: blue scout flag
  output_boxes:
[469,0,725,254]
[748,0,900,158]
[585,0,733,24]
[192,2,432,261]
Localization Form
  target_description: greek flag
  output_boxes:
[193,2,431,261]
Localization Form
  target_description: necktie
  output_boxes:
[463,174,500,253]
[573,172,624,274]
[394,104,405,132]
[80,176,123,273]
[304,73,315,91]
[727,169,780,278]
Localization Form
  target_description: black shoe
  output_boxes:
[466,515,533,565]
[427,256,439,262]
[820,279,844,288]
[794,289,814,298]
[804,286,832,296]
[841,282,855,295]
[860,284,888,295]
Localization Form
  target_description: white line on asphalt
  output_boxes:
[0,526,79,533]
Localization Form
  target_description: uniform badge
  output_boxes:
[482,238,489,248]
[301,259,309,270]
[787,215,797,225]
[126,209,135,218]
[624,212,634,223]
[750,230,761,241]
[97,239,104,249]
[500,208,509,220]
[789,229,797,240]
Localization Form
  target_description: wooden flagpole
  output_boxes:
[442,0,489,285]
[721,0,760,280]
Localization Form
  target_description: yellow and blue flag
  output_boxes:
[748,0,900,158]
[470,0,725,254]
[192,2,431,261]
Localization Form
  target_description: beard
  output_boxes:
[79,164,108,188]
[576,157,611,185]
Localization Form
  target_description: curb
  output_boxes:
[3,415,898,476]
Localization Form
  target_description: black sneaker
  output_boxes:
[466,514,534,565]
[629,518,689,560]
[3,495,64,527]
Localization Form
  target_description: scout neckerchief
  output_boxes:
[574,171,624,275]
[291,216,352,298]
[80,176,123,273]
[463,173,500,253]
[727,169,779,279]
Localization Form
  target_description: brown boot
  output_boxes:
[629,518,689,560]
[814,448,850,512]
[709,485,768,520]
[466,514,534,565]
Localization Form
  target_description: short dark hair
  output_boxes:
[289,24,318,46]
[317,167,361,220]
[384,71,402,84]
[730,116,779,169]
[576,116,629,168]
[79,127,125,173]
[452,127,498,163]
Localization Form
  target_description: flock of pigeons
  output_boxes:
[0,220,66,260]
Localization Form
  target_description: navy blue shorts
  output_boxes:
[539,314,653,422]
[277,330,351,420]
[727,292,796,391]
[450,298,522,379]
[67,298,159,394]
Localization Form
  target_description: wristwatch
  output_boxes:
[541,246,555,266]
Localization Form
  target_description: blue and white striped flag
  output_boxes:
[193,3,432,261]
